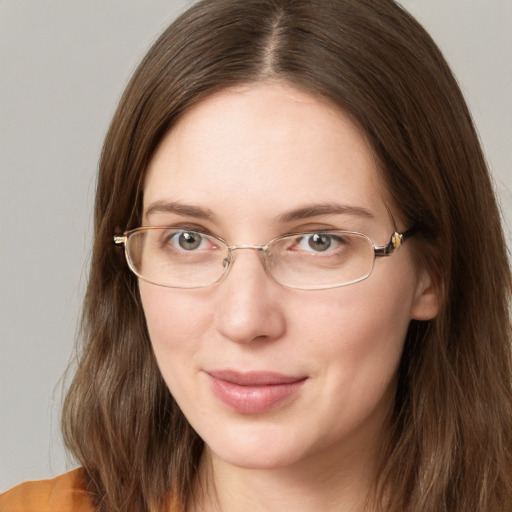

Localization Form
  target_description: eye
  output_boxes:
[165,230,211,251]
[296,233,343,253]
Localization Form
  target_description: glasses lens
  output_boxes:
[126,228,228,288]
[268,231,375,289]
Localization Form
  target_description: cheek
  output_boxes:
[138,282,214,377]
[287,282,414,442]
[298,277,413,350]
[293,261,418,389]
[140,283,210,339]
[296,293,408,393]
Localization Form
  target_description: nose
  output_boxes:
[214,249,286,344]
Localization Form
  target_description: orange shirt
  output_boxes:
[0,468,94,512]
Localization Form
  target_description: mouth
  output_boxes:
[206,370,307,414]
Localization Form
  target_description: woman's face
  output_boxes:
[140,83,438,472]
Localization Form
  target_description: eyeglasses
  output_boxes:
[113,227,413,290]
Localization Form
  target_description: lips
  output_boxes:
[206,370,307,414]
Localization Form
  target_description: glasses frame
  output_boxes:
[113,226,416,290]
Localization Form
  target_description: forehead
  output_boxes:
[143,82,390,231]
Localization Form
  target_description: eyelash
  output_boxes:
[150,224,350,238]
[160,228,349,248]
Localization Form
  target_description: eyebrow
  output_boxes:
[144,200,374,223]
[145,200,215,220]
[278,203,374,223]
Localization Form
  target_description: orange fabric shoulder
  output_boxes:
[0,468,94,512]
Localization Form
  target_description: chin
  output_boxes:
[200,420,316,471]
[209,444,305,471]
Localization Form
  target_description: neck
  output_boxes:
[187,439,380,512]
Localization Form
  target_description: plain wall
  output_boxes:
[1,0,511,491]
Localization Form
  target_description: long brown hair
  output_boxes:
[62,0,512,510]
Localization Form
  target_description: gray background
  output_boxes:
[1,0,511,492]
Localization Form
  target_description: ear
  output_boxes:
[411,269,442,321]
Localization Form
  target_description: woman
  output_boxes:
[2,0,511,511]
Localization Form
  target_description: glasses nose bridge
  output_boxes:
[224,243,271,276]
[228,243,268,253]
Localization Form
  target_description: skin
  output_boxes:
[139,82,439,511]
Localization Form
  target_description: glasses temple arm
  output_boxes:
[374,224,419,257]
[113,235,127,247]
